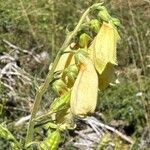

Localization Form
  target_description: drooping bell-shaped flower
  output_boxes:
[70,51,98,117]
[88,22,120,90]
[93,22,120,74]
[53,44,75,73]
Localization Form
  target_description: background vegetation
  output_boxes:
[0,0,149,149]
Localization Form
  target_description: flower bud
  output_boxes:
[98,7,111,22]
[91,3,103,11]
[111,17,121,27]
[79,33,91,48]
[89,19,101,33]
[63,64,78,85]
[52,79,67,95]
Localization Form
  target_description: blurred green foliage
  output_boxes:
[98,78,149,133]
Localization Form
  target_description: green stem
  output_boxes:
[25,4,96,147]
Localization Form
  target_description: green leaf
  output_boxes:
[0,124,21,150]
[40,130,61,150]
[50,91,71,112]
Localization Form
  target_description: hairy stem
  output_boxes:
[25,3,99,147]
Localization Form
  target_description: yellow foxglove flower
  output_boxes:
[94,22,120,75]
[88,43,116,90]
[70,56,98,117]
[88,22,119,90]
[54,45,75,73]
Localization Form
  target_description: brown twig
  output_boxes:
[83,116,134,145]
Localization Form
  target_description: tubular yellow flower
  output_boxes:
[88,22,120,90]
[54,45,75,73]
[70,56,98,117]
[93,22,120,75]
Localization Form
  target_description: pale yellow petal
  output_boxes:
[88,38,95,61]
[94,22,120,74]
[98,63,115,90]
[55,46,75,73]
[71,57,98,117]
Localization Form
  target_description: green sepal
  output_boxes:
[63,64,78,83]
[79,33,91,48]
[52,79,67,95]
[74,49,89,65]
